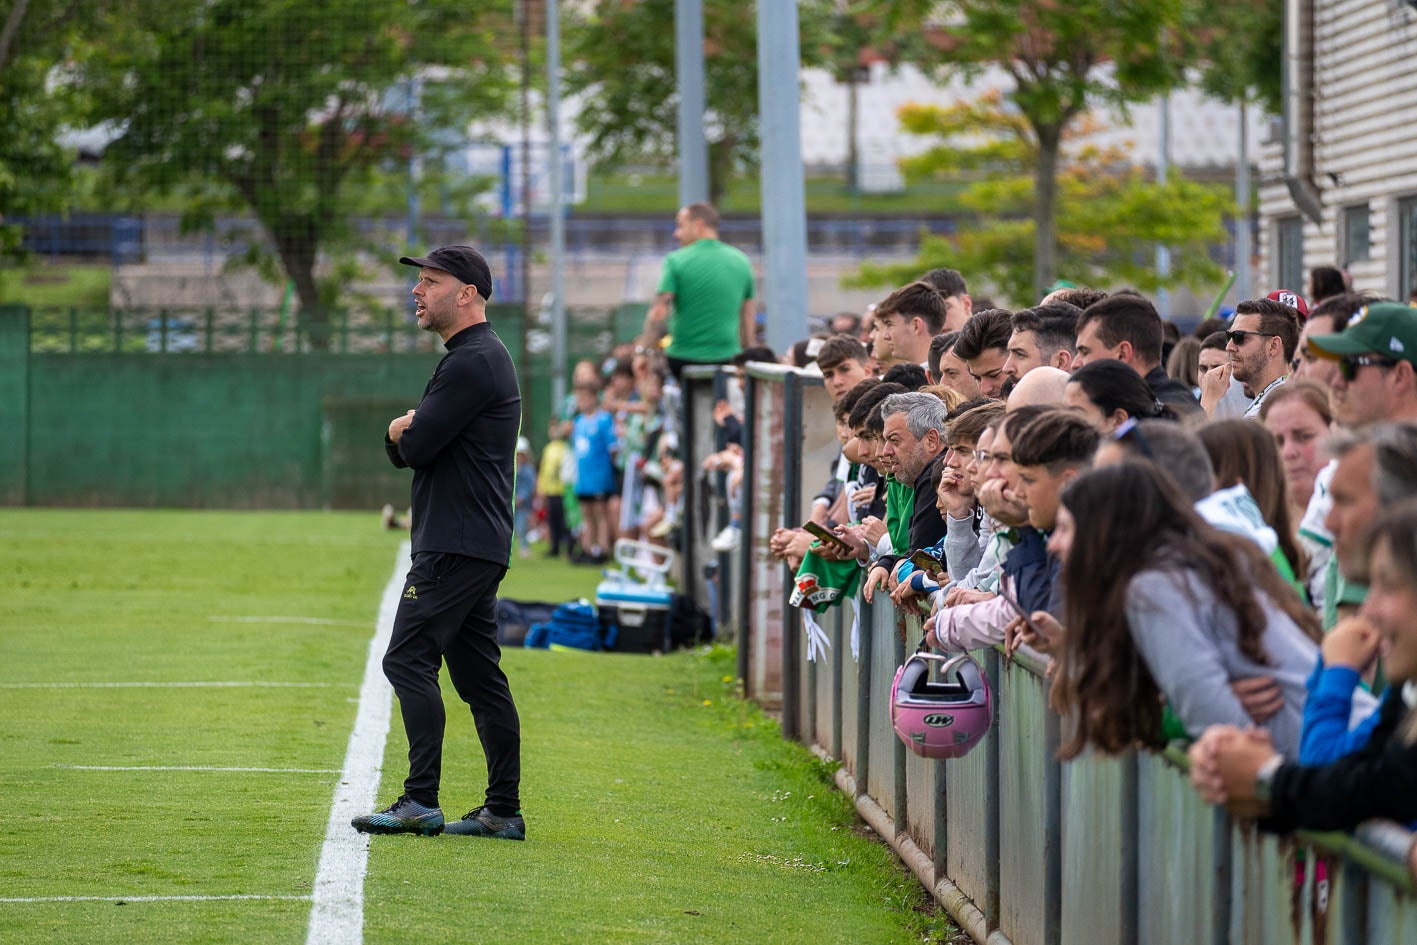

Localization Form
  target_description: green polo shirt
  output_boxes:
[656,238,754,362]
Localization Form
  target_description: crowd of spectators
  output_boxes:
[724,264,1417,881]
[509,203,1417,877]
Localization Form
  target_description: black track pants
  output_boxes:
[382,552,520,812]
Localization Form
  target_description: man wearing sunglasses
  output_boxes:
[1308,301,1417,429]
[1225,297,1301,419]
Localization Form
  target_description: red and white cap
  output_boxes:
[1266,289,1310,320]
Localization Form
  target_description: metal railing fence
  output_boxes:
[678,363,1417,945]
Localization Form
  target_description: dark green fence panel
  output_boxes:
[323,397,415,510]
[26,353,441,508]
[0,307,29,503]
[2,304,621,508]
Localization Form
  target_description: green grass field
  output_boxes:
[0,510,953,944]
[0,263,112,310]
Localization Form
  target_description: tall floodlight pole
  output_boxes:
[547,0,568,410]
[675,0,709,206]
[1156,94,1172,318]
[1235,99,1251,301]
[756,0,809,353]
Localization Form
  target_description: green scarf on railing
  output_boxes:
[790,545,862,613]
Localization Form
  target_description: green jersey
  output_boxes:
[656,238,754,362]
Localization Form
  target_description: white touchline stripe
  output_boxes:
[53,765,340,774]
[0,894,313,904]
[0,682,333,689]
[305,541,408,945]
[209,616,373,628]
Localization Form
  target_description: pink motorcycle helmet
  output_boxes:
[890,652,993,760]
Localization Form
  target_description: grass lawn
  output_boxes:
[0,509,954,944]
[0,263,112,310]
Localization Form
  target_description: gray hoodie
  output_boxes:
[1124,567,1320,758]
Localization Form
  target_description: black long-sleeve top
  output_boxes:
[1264,685,1417,833]
[385,322,521,565]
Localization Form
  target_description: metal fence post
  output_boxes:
[780,372,802,741]
[855,599,872,799]
[735,372,757,693]
[985,646,1002,929]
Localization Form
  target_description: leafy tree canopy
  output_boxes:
[852,93,1234,307]
[74,0,514,323]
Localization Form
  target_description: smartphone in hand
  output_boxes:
[803,520,853,552]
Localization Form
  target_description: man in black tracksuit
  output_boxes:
[351,245,527,841]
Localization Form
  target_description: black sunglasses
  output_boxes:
[1225,329,1276,346]
[1338,354,1401,382]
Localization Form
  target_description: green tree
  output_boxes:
[75,0,513,340]
[0,0,108,260]
[853,94,1233,306]
[889,0,1195,298]
[1192,0,1282,114]
[565,0,839,206]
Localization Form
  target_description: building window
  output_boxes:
[1343,204,1371,263]
[1401,198,1417,301]
[1277,217,1304,294]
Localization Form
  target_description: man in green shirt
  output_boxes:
[642,202,756,380]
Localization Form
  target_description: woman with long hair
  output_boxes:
[1065,359,1176,434]
[1047,461,1321,760]
[1197,418,1307,587]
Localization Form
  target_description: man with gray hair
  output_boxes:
[866,392,952,589]
[1318,423,1417,629]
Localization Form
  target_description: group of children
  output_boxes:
[516,347,683,564]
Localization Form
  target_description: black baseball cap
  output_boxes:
[399,245,493,300]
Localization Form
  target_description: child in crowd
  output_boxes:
[571,381,617,564]
[536,420,570,558]
[513,437,537,558]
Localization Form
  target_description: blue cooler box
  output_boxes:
[596,576,672,654]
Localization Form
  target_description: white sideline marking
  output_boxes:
[0,681,332,690]
[210,616,372,628]
[0,894,313,904]
[305,542,408,945]
[53,765,340,774]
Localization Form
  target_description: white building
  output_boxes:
[1259,0,1417,299]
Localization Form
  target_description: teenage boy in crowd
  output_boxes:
[1002,302,1082,383]
[930,331,984,400]
[919,267,974,332]
[871,281,949,371]
[952,308,1015,400]
[767,335,873,563]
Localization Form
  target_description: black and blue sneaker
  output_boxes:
[351,795,444,836]
[443,806,526,841]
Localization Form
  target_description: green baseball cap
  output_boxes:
[1308,301,1417,364]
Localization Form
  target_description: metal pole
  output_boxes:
[1235,99,1252,301]
[756,0,810,353]
[675,0,709,207]
[547,0,568,410]
[1156,94,1171,318]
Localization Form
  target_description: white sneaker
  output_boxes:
[711,525,741,552]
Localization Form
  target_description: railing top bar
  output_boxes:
[998,642,1049,678]
[1155,735,1416,889]
[743,361,799,382]
[743,363,825,387]
[681,365,722,381]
